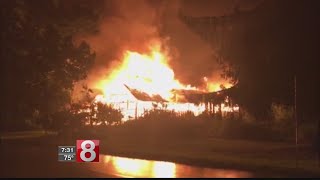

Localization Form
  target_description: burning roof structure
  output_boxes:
[124,84,168,103]
[90,40,239,121]
[124,83,238,105]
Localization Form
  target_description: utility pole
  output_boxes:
[317,118,320,167]
[135,102,138,120]
[294,75,298,168]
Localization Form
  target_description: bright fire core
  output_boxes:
[93,41,234,121]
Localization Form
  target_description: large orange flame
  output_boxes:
[92,41,235,121]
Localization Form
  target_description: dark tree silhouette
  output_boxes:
[1,0,102,131]
[180,0,320,121]
[97,103,123,126]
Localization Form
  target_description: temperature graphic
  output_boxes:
[58,146,76,162]
[63,154,75,161]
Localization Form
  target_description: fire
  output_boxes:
[203,76,233,92]
[95,42,195,102]
[92,41,236,121]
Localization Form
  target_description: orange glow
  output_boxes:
[203,76,233,92]
[85,155,251,178]
[152,161,176,178]
[91,40,236,121]
[111,156,176,178]
[112,156,150,177]
[95,41,190,101]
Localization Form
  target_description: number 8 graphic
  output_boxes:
[80,140,96,162]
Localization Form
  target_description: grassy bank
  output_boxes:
[1,130,58,140]
[78,118,320,177]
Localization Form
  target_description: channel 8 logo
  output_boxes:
[76,140,100,162]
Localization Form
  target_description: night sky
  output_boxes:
[180,0,262,17]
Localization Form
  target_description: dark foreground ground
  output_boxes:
[1,127,320,178]
[79,119,320,178]
[101,138,320,177]
[0,134,255,178]
[0,135,116,178]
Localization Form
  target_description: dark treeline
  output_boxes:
[1,0,106,131]
[181,0,320,122]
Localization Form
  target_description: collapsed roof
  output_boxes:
[124,84,168,102]
[124,84,238,104]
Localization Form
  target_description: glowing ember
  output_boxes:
[92,41,236,121]
[203,76,233,92]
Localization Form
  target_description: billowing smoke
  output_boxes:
[160,0,225,87]
[75,0,164,85]
[72,0,167,101]
[72,0,229,102]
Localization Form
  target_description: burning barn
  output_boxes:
[92,83,240,121]
[127,84,239,119]
[85,40,240,122]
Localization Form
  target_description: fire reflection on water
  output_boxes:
[152,161,176,178]
[111,156,176,178]
[86,155,253,178]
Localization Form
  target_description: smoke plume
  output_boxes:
[72,0,229,101]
